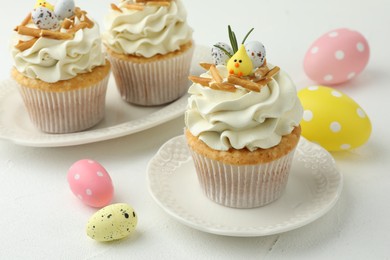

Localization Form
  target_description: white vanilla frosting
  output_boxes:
[11,20,106,83]
[185,65,303,151]
[102,0,192,57]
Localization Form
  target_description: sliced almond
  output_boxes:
[188,76,212,87]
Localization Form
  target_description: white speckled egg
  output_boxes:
[54,0,75,20]
[32,7,59,30]
[304,28,370,85]
[298,86,371,151]
[86,203,138,242]
[244,41,266,68]
[67,159,114,208]
[211,42,233,66]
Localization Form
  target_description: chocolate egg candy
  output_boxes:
[86,203,138,242]
[245,41,266,68]
[54,0,75,20]
[211,42,233,66]
[32,7,59,30]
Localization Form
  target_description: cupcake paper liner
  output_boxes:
[188,148,296,208]
[108,45,194,106]
[17,73,109,134]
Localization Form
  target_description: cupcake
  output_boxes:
[103,0,193,106]
[11,0,111,134]
[184,26,303,208]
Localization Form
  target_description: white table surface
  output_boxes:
[1,0,390,259]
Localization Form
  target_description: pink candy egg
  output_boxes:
[67,159,114,208]
[303,28,369,85]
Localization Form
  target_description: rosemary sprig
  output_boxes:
[242,28,254,44]
[213,44,233,58]
[228,25,238,53]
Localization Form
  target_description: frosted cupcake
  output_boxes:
[184,27,303,208]
[103,0,193,106]
[11,0,110,134]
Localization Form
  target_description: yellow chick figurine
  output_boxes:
[227,44,253,77]
[34,0,55,11]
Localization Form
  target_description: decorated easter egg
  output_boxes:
[211,42,233,66]
[86,203,138,242]
[32,7,59,30]
[303,28,369,85]
[67,159,114,208]
[54,0,75,20]
[245,41,266,68]
[298,86,371,151]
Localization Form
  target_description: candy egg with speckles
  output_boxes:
[32,7,59,30]
[67,159,114,208]
[54,0,75,20]
[86,203,138,242]
[298,86,371,151]
[304,28,370,85]
[211,42,233,66]
[244,41,266,68]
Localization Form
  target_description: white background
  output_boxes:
[1,0,390,259]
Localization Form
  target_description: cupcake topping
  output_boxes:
[190,26,279,93]
[110,0,172,12]
[14,1,93,52]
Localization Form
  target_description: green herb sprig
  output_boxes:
[213,26,255,58]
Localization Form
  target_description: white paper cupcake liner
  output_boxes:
[17,73,109,134]
[108,45,194,106]
[188,148,296,208]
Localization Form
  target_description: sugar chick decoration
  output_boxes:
[54,0,75,20]
[34,0,55,11]
[227,44,253,77]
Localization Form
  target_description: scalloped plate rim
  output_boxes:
[147,135,343,237]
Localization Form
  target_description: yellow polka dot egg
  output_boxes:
[298,86,371,151]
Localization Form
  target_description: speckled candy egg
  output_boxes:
[86,203,138,242]
[211,42,233,65]
[304,28,369,85]
[298,86,371,151]
[245,41,266,68]
[32,7,59,30]
[54,0,75,20]
[67,159,114,208]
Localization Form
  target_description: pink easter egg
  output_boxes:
[303,28,370,85]
[67,159,114,208]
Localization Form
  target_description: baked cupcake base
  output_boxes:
[185,127,301,208]
[106,42,194,106]
[11,62,111,134]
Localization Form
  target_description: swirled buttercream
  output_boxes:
[185,65,303,151]
[11,20,106,83]
[102,0,192,57]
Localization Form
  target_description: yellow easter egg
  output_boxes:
[298,86,371,151]
[86,203,138,242]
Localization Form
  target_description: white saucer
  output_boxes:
[0,45,210,147]
[147,135,343,237]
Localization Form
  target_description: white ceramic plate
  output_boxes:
[0,45,210,147]
[147,135,343,237]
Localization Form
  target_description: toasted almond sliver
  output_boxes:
[111,3,123,12]
[15,38,38,52]
[61,18,73,29]
[256,78,273,86]
[17,26,41,37]
[209,82,236,92]
[40,29,73,40]
[67,22,88,33]
[254,66,269,78]
[265,66,280,78]
[188,76,212,87]
[146,1,170,6]
[124,3,145,10]
[199,63,213,70]
[20,13,32,27]
[228,75,261,92]
[209,65,223,83]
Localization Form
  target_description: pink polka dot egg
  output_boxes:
[304,28,369,85]
[67,159,114,208]
[298,86,371,151]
